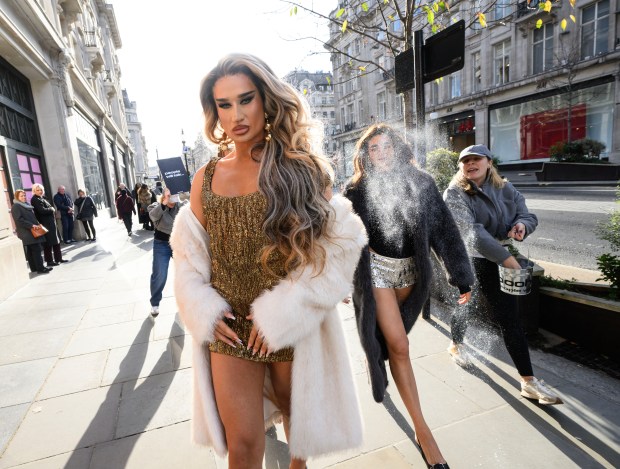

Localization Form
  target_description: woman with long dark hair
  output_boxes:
[344,123,474,469]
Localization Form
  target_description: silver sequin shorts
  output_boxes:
[370,252,416,289]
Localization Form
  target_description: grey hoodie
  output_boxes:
[443,177,538,264]
[147,200,187,235]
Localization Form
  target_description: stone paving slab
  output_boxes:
[0,404,29,454]
[115,368,192,439]
[89,422,216,469]
[0,306,85,338]
[0,327,74,366]
[38,351,108,400]
[0,357,56,408]
[61,317,153,357]
[0,385,121,468]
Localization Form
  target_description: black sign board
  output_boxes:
[156,157,191,195]
[423,20,465,83]
[395,48,415,94]
[394,20,465,93]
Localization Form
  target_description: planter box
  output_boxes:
[539,286,620,363]
[535,162,620,182]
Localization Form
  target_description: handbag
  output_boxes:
[31,224,48,238]
[75,198,84,220]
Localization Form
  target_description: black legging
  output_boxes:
[121,213,133,234]
[81,219,96,238]
[451,257,534,377]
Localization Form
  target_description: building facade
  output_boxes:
[326,0,619,181]
[123,89,148,183]
[283,70,338,175]
[0,0,136,298]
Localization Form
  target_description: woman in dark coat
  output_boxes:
[344,124,474,469]
[31,183,67,266]
[74,189,98,241]
[115,189,135,236]
[11,189,51,274]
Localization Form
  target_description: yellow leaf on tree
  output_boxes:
[560,18,567,30]
[362,2,369,12]
[536,19,543,28]
[341,19,348,32]
[570,14,576,22]
[358,66,366,71]
[478,12,487,28]
[335,8,345,18]
[427,9,435,24]
[569,0,576,7]
[303,88,308,95]
[543,0,552,12]
[433,3,439,12]
[326,76,331,85]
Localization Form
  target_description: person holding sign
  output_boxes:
[170,53,366,468]
[443,145,563,405]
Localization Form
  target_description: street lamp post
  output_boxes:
[181,129,189,174]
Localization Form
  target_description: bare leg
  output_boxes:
[269,361,306,469]
[211,353,266,469]
[373,286,447,465]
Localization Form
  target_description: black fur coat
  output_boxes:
[345,166,474,402]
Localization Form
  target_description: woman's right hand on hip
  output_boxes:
[214,310,242,348]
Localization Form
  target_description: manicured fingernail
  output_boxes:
[236,338,243,345]
[229,343,236,349]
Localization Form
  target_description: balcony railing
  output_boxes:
[84,30,97,47]
[517,0,542,18]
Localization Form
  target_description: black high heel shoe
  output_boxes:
[415,438,450,469]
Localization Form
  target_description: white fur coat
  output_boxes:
[169,194,367,459]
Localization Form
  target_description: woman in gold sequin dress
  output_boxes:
[170,54,367,469]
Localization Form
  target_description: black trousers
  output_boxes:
[451,257,534,377]
[81,219,96,238]
[121,213,133,234]
[43,243,63,263]
[25,243,45,272]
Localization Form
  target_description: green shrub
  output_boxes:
[549,139,607,163]
[595,184,620,297]
[596,254,620,298]
[426,148,459,193]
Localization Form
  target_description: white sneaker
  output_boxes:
[150,306,159,318]
[447,342,473,367]
[521,377,563,405]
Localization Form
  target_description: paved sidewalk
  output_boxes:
[0,215,619,468]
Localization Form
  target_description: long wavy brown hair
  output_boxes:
[350,123,415,187]
[199,53,333,275]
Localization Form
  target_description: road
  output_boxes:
[517,186,617,270]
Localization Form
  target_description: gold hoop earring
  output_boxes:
[264,113,272,142]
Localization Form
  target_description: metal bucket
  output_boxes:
[498,259,534,296]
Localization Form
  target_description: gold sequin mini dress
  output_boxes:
[203,158,293,362]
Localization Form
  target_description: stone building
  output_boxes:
[123,90,148,184]
[0,0,136,298]
[326,0,619,181]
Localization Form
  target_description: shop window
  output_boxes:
[494,40,511,85]
[533,23,554,73]
[581,0,609,59]
[16,153,43,201]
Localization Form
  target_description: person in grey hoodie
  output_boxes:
[444,144,563,406]
[147,188,187,318]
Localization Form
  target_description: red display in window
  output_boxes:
[520,104,586,160]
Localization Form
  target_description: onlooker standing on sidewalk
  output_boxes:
[31,183,68,266]
[344,124,473,469]
[138,184,156,230]
[115,189,135,236]
[74,189,98,241]
[53,185,75,244]
[11,189,50,274]
[444,144,563,405]
[147,188,186,318]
